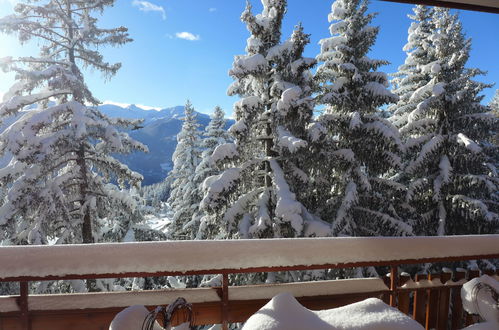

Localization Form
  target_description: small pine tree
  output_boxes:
[489,90,499,146]
[141,180,170,210]
[166,101,202,239]
[101,187,167,243]
[0,0,147,247]
[314,0,411,238]
[403,8,498,236]
[389,5,437,130]
[192,106,230,239]
[491,90,499,113]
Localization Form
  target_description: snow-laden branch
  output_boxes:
[433,155,452,201]
[276,126,307,153]
[406,135,444,174]
[0,90,70,117]
[269,159,304,234]
[201,168,242,209]
[229,54,268,78]
[210,143,238,165]
[456,133,482,153]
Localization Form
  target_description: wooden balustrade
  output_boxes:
[394,268,499,329]
[0,235,498,330]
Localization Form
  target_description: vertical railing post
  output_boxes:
[18,281,30,330]
[221,273,229,330]
[451,269,466,329]
[397,272,411,315]
[389,265,398,307]
[464,269,480,327]
[436,269,452,330]
[413,273,428,325]
[425,273,440,329]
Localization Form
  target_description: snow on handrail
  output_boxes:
[0,235,498,281]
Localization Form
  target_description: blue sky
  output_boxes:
[0,0,498,115]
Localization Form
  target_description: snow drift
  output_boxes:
[242,293,424,330]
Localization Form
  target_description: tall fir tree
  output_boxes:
[489,90,499,146]
[384,5,438,228]
[0,0,147,246]
[491,90,499,113]
[313,0,412,238]
[388,5,437,130]
[266,24,325,237]
[201,0,318,241]
[192,106,230,239]
[166,100,202,239]
[402,8,498,236]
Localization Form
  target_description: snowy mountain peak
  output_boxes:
[102,100,162,111]
[98,103,196,124]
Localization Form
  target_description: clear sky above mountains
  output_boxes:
[0,0,498,115]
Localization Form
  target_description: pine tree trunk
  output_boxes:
[262,105,274,235]
[264,119,273,188]
[77,142,97,292]
[65,0,93,244]
[78,147,93,245]
[77,145,93,244]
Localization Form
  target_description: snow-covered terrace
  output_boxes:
[0,235,498,329]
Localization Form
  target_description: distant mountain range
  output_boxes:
[0,102,233,186]
[98,102,233,185]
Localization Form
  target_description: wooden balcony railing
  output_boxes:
[0,235,498,330]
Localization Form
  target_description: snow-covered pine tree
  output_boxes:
[201,0,318,241]
[191,106,230,239]
[489,90,499,146]
[491,90,499,113]
[403,8,498,236]
[267,24,327,238]
[0,0,147,246]
[489,91,499,199]
[389,5,436,130]
[101,186,168,243]
[141,180,170,210]
[166,100,202,239]
[313,0,412,238]
[381,5,439,231]
[167,106,231,289]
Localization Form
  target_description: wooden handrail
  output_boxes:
[0,235,498,282]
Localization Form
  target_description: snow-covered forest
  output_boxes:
[0,0,497,293]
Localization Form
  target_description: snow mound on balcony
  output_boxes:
[463,323,499,330]
[461,275,499,324]
[242,293,423,330]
